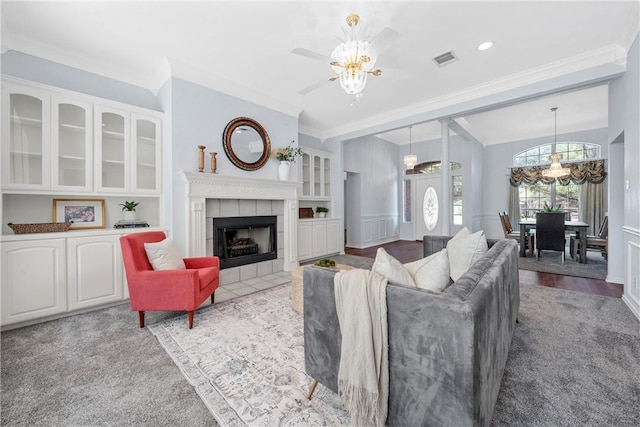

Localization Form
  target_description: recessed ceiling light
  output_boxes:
[477,41,494,51]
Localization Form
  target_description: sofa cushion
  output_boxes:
[404,249,450,292]
[371,248,416,287]
[144,238,186,270]
[446,228,488,281]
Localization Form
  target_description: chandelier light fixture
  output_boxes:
[404,126,417,170]
[542,107,570,179]
[330,13,381,96]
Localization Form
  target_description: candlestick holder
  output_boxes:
[197,145,206,172]
[210,152,218,173]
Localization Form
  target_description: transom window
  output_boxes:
[514,142,599,219]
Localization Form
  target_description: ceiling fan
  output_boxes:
[292,13,400,99]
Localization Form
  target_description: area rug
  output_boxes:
[518,250,608,280]
[149,283,640,427]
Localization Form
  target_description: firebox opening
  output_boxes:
[213,216,277,269]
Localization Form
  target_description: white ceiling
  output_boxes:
[2,1,638,144]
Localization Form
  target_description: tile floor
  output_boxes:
[213,270,291,304]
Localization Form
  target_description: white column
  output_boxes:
[440,119,451,236]
[187,198,206,257]
[283,198,299,271]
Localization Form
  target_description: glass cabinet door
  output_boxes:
[301,152,311,197]
[132,115,160,193]
[96,108,129,192]
[313,155,321,197]
[2,86,50,189]
[52,97,92,191]
[323,157,331,197]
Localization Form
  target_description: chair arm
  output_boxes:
[184,256,220,269]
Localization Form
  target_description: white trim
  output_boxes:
[179,171,299,271]
[307,44,627,141]
[623,226,640,237]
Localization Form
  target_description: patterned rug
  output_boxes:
[148,285,350,426]
[149,282,639,427]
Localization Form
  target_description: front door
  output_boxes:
[415,175,442,239]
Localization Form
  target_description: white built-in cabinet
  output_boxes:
[298,218,340,261]
[1,78,164,329]
[1,239,67,325]
[1,79,162,194]
[300,148,331,200]
[67,235,124,311]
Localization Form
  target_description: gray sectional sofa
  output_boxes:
[303,235,520,426]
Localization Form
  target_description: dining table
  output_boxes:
[519,220,590,263]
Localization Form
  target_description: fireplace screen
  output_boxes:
[213,216,277,269]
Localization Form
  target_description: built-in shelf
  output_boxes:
[10,115,42,125]
[59,123,86,131]
[10,151,43,158]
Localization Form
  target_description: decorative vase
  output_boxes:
[317,212,326,218]
[278,161,290,181]
[123,211,137,221]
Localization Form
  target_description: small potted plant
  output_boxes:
[120,200,139,221]
[315,206,329,218]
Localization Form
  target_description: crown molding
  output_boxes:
[621,4,640,51]
[167,58,302,119]
[317,44,628,142]
[3,37,302,120]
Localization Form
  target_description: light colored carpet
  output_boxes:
[149,282,640,426]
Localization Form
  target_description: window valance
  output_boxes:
[510,159,606,186]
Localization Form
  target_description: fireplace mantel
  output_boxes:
[180,171,299,271]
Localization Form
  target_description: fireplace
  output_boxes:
[213,216,277,269]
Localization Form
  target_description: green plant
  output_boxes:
[542,202,563,213]
[314,258,336,268]
[315,206,329,213]
[120,201,140,212]
[272,141,303,162]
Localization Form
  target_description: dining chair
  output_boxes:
[535,212,566,263]
[570,216,608,262]
[499,211,534,257]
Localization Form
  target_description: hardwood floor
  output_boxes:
[345,240,623,298]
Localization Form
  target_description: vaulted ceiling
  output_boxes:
[2,1,638,145]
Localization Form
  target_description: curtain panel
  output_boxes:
[509,160,607,186]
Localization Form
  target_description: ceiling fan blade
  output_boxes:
[297,78,334,95]
[291,48,333,63]
[368,27,401,54]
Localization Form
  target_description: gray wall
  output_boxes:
[609,34,640,290]
[344,135,399,248]
[482,128,609,239]
[1,50,161,111]
[166,77,298,254]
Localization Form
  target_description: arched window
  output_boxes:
[513,142,601,219]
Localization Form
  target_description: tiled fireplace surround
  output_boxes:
[180,172,299,287]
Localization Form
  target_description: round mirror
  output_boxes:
[222,117,271,171]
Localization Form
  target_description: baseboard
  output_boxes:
[606,274,625,284]
[622,294,640,321]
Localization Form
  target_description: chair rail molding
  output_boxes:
[179,171,299,271]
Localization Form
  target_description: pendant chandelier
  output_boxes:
[542,107,570,179]
[404,126,417,170]
[330,13,381,96]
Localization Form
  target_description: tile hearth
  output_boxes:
[212,271,290,304]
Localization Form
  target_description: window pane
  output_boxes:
[452,175,462,225]
[403,179,412,223]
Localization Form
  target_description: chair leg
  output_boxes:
[188,311,194,329]
[307,379,318,400]
[211,292,215,305]
[138,311,145,328]
[561,252,564,264]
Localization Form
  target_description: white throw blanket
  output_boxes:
[334,268,389,427]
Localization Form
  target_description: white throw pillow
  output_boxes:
[371,248,416,287]
[446,228,488,281]
[144,238,186,270]
[404,249,450,292]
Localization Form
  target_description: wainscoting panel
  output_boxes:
[359,215,399,248]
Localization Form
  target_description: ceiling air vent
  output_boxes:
[433,50,458,67]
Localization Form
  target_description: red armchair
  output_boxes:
[120,231,220,329]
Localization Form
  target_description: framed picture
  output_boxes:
[53,199,105,229]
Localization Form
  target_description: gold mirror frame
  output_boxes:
[222,117,271,171]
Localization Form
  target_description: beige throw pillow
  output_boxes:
[446,228,488,281]
[371,248,416,287]
[144,238,186,270]
[404,249,450,292]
